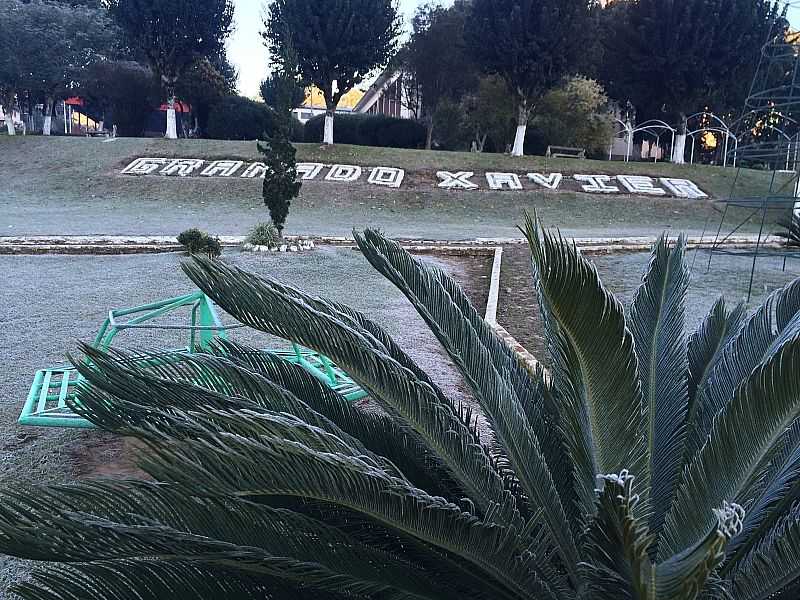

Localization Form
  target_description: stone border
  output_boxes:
[0,233,786,255]
[484,247,503,325]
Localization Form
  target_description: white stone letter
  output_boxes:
[617,175,666,196]
[296,162,325,180]
[121,158,170,175]
[201,160,243,177]
[368,167,405,188]
[241,162,267,178]
[659,178,708,199]
[573,174,620,194]
[326,164,362,182]
[437,171,478,190]
[161,159,204,177]
[527,173,563,190]
[486,173,523,190]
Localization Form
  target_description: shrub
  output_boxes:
[206,96,277,140]
[3,221,800,599]
[244,222,280,248]
[303,113,425,148]
[526,76,614,157]
[259,126,301,235]
[176,228,221,258]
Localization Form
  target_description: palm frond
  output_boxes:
[0,480,454,600]
[580,471,655,599]
[13,561,292,600]
[354,229,580,579]
[180,256,516,527]
[629,234,690,541]
[523,215,644,521]
[71,350,555,600]
[660,328,800,558]
[686,298,747,430]
[723,419,800,571]
[730,508,800,600]
[655,502,744,600]
[685,279,800,462]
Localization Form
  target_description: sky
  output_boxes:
[228,0,451,99]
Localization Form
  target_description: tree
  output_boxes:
[0,0,62,135]
[601,0,782,164]
[466,0,592,156]
[82,60,160,136]
[263,0,401,145]
[461,74,516,152]
[4,221,800,599]
[260,74,305,113]
[405,1,477,149]
[35,2,117,135]
[176,58,233,136]
[528,76,614,157]
[258,129,301,235]
[108,0,234,139]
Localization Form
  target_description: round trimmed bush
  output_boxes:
[207,96,277,140]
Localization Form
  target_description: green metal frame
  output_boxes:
[19,291,366,429]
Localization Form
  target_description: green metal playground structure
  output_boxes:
[19,291,366,429]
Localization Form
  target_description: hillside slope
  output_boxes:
[0,136,783,240]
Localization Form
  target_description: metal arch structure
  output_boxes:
[704,7,800,301]
[684,112,738,167]
[609,117,634,161]
[630,119,676,163]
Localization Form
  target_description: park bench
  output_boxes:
[546,145,586,159]
[19,291,366,429]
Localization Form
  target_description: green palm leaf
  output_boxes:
[723,419,800,571]
[71,349,555,600]
[660,328,800,558]
[686,298,746,413]
[523,215,644,521]
[354,228,580,579]
[629,235,690,540]
[13,562,290,600]
[730,508,800,600]
[181,257,517,527]
[685,279,800,462]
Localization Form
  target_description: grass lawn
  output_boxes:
[0,136,789,240]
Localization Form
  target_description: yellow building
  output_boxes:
[292,86,365,123]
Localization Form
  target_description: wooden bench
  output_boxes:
[546,145,586,159]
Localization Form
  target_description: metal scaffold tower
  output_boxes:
[708,3,800,300]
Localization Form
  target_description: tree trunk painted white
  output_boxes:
[165,101,178,139]
[671,113,688,164]
[323,111,334,145]
[4,93,15,136]
[511,102,527,157]
[42,97,53,135]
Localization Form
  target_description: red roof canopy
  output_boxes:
[64,97,84,106]
[158,101,191,113]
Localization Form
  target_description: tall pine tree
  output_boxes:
[601,0,783,163]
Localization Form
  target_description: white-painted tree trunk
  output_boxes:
[4,93,15,135]
[511,124,527,157]
[42,97,53,135]
[5,115,15,136]
[671,114,688,164]
[323,112,334,145]
[511,100,528,157]
[165,105,178,139]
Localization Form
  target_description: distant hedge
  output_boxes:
[304,113,425,149]
[207,96,277,140]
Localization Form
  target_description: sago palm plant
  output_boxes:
[2,217,800,600]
